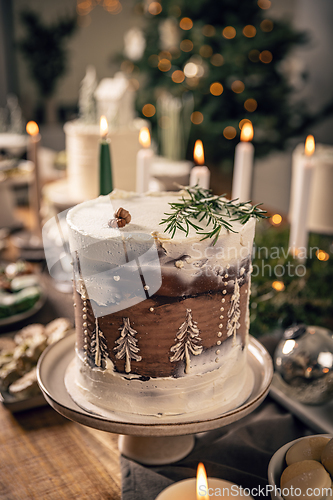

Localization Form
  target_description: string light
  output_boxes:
[248,49,260,62]
[180,17,193,30]
[76,0,122,16]
[271,214,282,226]
[231,80,245,93]
[199,45,213,58]
[180,39,193,52]
[239,118,251,130]
[211,54,224,66]
[223,126,237,139]
[260,19,274,32]
[158,58,171,71]
[260,50,273,63]
[244,98,258,112]
[258,0,271,9]
[191,111,204,124]
[210,82,223,96]
[243,25,256,38]
[316,249,329,261]
[171,70,185,83]
[222,26,236,39]
[148,1,162,15]
[202,25,216,37]
[142,104,156,117]
[272,281,285,292]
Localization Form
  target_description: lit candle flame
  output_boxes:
[196,463,209,500]
[139,127,151,148]
[305,135,315,156]
[26,121,39,136]
[240,122,253,142]
[100,115,108,138]
[193,140,205,165]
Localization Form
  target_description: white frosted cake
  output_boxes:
[65,189,257,418]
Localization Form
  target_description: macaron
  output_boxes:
[280,460,331,500]
[321,438,333,477]
[286,437,331,466]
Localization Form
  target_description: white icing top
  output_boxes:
[67,189,254,243]
[67,190,255,307]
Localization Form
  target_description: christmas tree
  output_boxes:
[170,308,203,373]
[123,0,317,166]
[86,319,109,370]
[227,279,241,340]
[114,318,142,373]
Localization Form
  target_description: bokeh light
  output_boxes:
[272,281,285,292]
[148,1,162,15]
[222,26,236,39]
[180,17,193,30]
[316,249,330,261]
[248,49,260,62]
[260,19,274,32]
[211,54,224,66]
[199,45,213,58]
[180,39,193,52]
[258,0,271,9]
[202,24,216,37]
[231,80,245,93]
[243,25,256,38]
[210,82,223,96]
[271,214,282,226]
[142,104,156,117]
[244,98,258,112]
[260,50,273,63]
[191,112,204,124]
[171,70,185,83]
[223,126,237,139]
[158,58,172,71]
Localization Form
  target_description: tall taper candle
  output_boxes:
[26,121,42,237]
[289,135,315,259]
[231,122,254,202]
[136,127,154,193]
[99,115,113,195]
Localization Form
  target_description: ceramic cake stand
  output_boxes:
[37,334,273,466]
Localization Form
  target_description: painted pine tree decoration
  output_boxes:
[114,318,142,373]
[170,309,203,374]
[87,318,109,370]
[227,279,241,340]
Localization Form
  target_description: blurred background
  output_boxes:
[1,0,333,213]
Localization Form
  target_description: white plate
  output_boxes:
[37,334,273,437]
[270,373,333,434]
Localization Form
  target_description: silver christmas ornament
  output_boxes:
[274,324,333,405]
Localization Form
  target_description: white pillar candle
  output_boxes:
[136,127,154,193]
[231,122,254,202]
[190,140,210,189]
[288,135,315,258]
[156,477,253,500]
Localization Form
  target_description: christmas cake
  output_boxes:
[65,189,260,418]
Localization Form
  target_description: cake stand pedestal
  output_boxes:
[37,334,273,465]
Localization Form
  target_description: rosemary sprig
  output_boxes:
[160,185,267,245]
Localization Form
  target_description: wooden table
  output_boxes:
[0,403,121,499]
[0,219,122,499]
